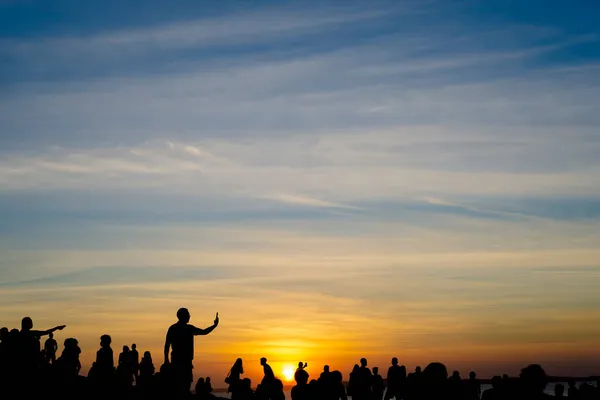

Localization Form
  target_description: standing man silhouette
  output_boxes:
[131,343,139,381]
[164,308,219,396]
[44,333,58,364]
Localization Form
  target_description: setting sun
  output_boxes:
[282,366,295,382]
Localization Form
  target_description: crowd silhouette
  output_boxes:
[1,310,599,399]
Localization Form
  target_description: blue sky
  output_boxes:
[1,0,600,379]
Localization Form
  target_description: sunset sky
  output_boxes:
[1,0,600,384]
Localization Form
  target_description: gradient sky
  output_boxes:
[1,0,600,384]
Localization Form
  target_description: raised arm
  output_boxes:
[37,325,66,336]
[193,312,219,336]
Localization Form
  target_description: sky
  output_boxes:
[1,0,600,384]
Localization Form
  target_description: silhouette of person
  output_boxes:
[385,357,406,400]
[331,370,348,400]
[260,357,274,382]
[117,345,135,389]
[292,367,310,400]
[195,377,216,399]
[257,357,276,399]
[406,366,422,400]
[297,361,308,372]
[272,378,285,400]
[421,362,450,400]
[318,364,333,398]
[96,334,114,373]
[348,364,360,397]
[354,358,372,400]
[119,345,130,366]
[227,358,244,398]
[164,309,219,396]
[238,378,255,400]
[319,365,330,382]
[43,333,58,364]
[139,351,155,382]
[131,343,139,379]
[19,317,65,372]
[371,367,384,400]
[195,377,207,398]
[56,337,81,378]
[0,327,8,374]
[466,371,480,400]
[0,326,8,350]
[518,364,552,400]
[448,370,464,400]
[481,376,502,400]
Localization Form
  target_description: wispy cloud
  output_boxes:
[264,193,361,210]
[1,131,599,199]
[2,5,393,53]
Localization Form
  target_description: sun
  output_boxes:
[282,365,295,382]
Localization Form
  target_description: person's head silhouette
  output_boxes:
[295,369,309,385]
[519,364,547,394]
[392,357,398,366]
[415,366,422,373]
[373,367,379,375]
[49,333,54,339]
[274,379,284,391]
[469,371,476,379]
[360,358,367,367]
[323,365,329,373]
[132,343,136,350]
[196,377,205,391]
[177,308,191,323]
[260,357,267,366]
[332,370,342,383]
[100,334,111,348]
[424,362,448,383]
[21,317,33,331]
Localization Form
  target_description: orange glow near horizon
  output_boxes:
[1,247,600,385]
